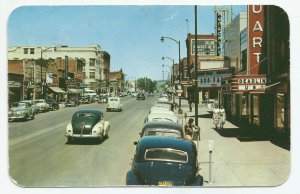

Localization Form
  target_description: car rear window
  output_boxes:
[143,130,181,138]
[144,148,188,163]
[76,112,95,118]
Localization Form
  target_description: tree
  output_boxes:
[136,77,157,93]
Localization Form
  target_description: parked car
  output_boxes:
[148,92,154,97]
[131,92,138,97]
[106,97,122,112]
[46,99,60,110]
[139,121,184,138]
[65,99,80,107]
[65,109,110,143]
[34,99,50,112]
[151,104,172,111]
[8,102,35,121]
[20,100,39,115]
[149,108,175,116]
[79,97,90,104]
[126,136,203,186]
[157,101,175,111]
[144,112,178,123]
[137,93,145,100]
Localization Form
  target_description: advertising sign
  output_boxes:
[248,5,265,74]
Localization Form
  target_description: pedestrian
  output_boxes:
[188,98,192,112]
[212,105,220,128]
[219,106,226,128]
[184,118,199,140]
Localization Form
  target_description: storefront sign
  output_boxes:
[221,75,270,93]
[191,39,216,56]
[8,81,21,88]
[248,5,265,74]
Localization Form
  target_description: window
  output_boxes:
[89,58,95,66]
[144,148,188,163]
[24,48,28,54]
[89,72,95,79]
[30,48,35,54]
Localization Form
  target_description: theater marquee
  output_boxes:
[221,75,271,94]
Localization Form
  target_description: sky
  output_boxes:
[8,5,247,81]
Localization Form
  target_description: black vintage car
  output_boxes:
[127,136,203,186]
[136,93,145,100]
[46,99,59,110]
[139,121,184,138]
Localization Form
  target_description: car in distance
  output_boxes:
[139,121,184,138]
[34,99,50,112]
[20,100,40,115]
[65,98,80,107]
[137,93,145,100]
[126,136,203,186]
[144,112,178,123]
[8,102,35,121]
[106,97,122,112]
[65,109,110,143]
[46,99,60,110]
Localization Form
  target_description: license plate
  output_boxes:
[158,181,173,186]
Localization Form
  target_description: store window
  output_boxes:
[90,72,95,79]
[89,58,95,66]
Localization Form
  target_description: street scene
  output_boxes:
[6,4,290,190]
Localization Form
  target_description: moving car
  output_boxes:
[65,109,110,143]
[34,99,50,112]
[46,99,60,110]
[8,102,35,121]
[144,112,178,123]
[139,121,184,138]
[106,97,122,112]
[137,93,145,100]
[126,136,203,186]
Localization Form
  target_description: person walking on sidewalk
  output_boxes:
[213,105,221,128]
[188,98,192,112]
[184,118,199,140]
[219,106,226,128]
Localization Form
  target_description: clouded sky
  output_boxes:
[8,5,246,80]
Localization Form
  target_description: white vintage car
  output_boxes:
[144,112,178,123]
[106,97,122,112]
[8,102,35,121]
[34,99,50,112]
[65,109,110,144]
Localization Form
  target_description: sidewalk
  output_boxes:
[175,97,290,187]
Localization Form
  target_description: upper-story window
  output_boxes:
[89,72,95,79]
[30,48,35,54]
[24,48,28,54]
[89,58,95,66]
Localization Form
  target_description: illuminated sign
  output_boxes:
[216,12,222,56]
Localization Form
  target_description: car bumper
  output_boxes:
[9,115,27,120]
[65,133,101,139]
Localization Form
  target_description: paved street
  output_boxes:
[176,98,290,187]
[8,95,290,188]
[8,95,158,187]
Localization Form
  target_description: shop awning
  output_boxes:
[49,87,66,94]
[68,88,81,93]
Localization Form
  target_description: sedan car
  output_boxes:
[46,99,60,110]
[106,97,122,112]
[65,109,110,143]
[34,99,50,112]
[20,100,39,115]
[65,98,80,107]
[126,136,203,186]
[8,102,35,121]
[137,93,145,100]
[144,112,178,123]
[139,121,184,138]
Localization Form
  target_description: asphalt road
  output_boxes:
[8,95,158,187]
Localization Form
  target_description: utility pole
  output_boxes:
[194,5,199,126]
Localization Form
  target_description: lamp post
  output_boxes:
[40,46,55,99]
[161,36,182,114]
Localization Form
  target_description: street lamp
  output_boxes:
[161,36,182,114]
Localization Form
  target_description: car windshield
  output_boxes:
[144,148,188,163]
[35,100,44,103]
[76,112,95,118]
[109,98,119,102]
[143,130,181,138]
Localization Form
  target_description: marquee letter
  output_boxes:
[252,5,262,13]
[253,37,262,47]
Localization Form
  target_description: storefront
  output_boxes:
[8,73,24,105]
